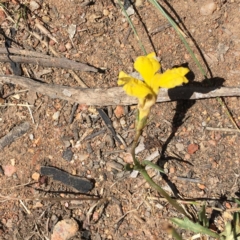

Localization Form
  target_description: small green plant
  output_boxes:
[170,203,240,239]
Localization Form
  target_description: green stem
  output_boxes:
[130,128,142,166]
[138,167,189,218]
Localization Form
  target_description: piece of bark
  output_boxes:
[1,75,240,106]
[40,166,93,193]
[0,122,30,150]
[0,55,97,72]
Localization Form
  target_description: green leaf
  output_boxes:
[171,217,219,238]
[234,198,240,206]
[142,160,165,174]
[198,205,209,228]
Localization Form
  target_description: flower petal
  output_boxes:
[157,67,189,89]
[134,52,160,87]
[118,71,131,85]
[118,72,154,99]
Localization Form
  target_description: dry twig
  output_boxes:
[1,75,240,106]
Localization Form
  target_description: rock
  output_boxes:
[197,183,206,190]
[51,218,79,240]
[52,111,60,121]
[114,105,124,118]
[63,140,71,148]
[200,2,217,16]
[187,143,199,155]
[29,134,34,140]
[124,6,134,16]
[176,143,184,152]
[119,117,126,128]
[169,167,175,174]
[2,165,16,177]
[58,43,67,52]
[103,9,109,16]
[65,42,72,50]
[62,148,74,161]
[32,172,40,181]
[29,1,40,12]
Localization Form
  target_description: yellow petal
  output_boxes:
[120,77,154,99]
[134,52,160,87]
[157,67,189,89]
[118,71,132,85]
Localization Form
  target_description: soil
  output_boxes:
[0,0,240,239]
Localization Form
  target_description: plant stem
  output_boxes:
[138,167,189,218]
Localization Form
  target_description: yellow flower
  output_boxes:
[118,52,189,121]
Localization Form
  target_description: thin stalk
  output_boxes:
[148,0,206,77]
[138,167,189,218]
[117,0,147,55]
[130,128,142,166]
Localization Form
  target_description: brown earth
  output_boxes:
[0,0,240,239]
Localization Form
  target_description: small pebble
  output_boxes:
[114,105,124,118]
[42,15,51,23]
[187,143,199,155]
[103,9,109,16]
[51,218,79,240]
[197,183,206,190]
[29,0,40,11]
[176,143,184,152]
[2,165,16,177]
[112,120,120,129]
[125,6,134,16]
[52,111,60,120]
[58,43,67,52]
[63,140,71,148]
[200,2,217,16]
[62,148,74,161]
[184,153,191,160]
[119,118,126,127]
[65,42,72,50]
[32,172,40,181]
[169,167,175,174]
[29,134,34,140]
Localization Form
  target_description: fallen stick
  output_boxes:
[0,54,97,72]
[0,47,52,59]
[0,75,240,106]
